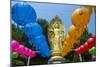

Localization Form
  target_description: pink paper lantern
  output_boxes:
[24,47,29,56]
[16,45,24,55]
[12,40,20,51]
[12,40,37,58]
[28,49,36,58]
[30,51,36,58]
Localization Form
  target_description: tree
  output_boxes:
[12,24,28,46]
[37,18,49,38]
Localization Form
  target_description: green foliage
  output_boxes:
[12,24,28,46]
[12,52,18,59]
[79,28,91,45]
[64,51,80,63]
[89,47,96,55]
[37,18,49,38]
[30,54,49,65]
[12,60,25,66]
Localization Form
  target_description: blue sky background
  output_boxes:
[12,1,96,35]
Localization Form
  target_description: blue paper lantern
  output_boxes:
[33,35,51,57]
[24,23,43,37]
[28,38,34,46]
[24,23,51,57]
[12,2,37,26]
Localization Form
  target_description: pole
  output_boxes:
[27,56,30,66]
[79,54,82,62]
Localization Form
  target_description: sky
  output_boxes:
[12,1,96,35]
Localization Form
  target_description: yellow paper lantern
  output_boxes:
[61,6,91,57]
[61,26,86,56]
[61,43,73,56]
[78,27,85,36]
[71,7,91,28]
[65,34,75,44]
[68,25,80,39]
[61,34,75,56]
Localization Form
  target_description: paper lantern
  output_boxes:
[75,35,96,55]
[12,40,37,58]
[24,22,51,57]
[12,40,20,51]
[20,47,36,58]
[33,35,51,57]
[28,49,36,58]
[24,23,43,37]
[87,37,96,48]
[68,25,81,39]
[12,3,37,26]
[61,34,74,56]
[71,7,90,28]
[65,34,75,44]
[61,26,86,56]
[61,43,73,56]
[16,45,25,55]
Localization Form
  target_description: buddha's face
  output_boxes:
[48,21,64,53]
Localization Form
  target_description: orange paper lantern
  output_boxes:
[71,7,91,28]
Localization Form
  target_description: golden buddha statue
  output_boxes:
[48,16,66,64]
